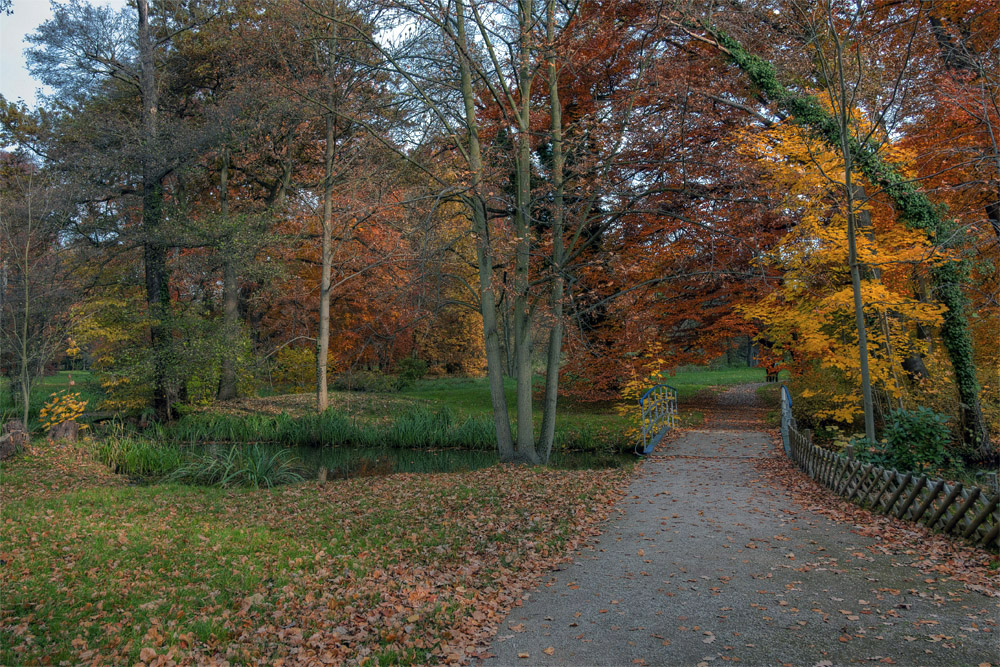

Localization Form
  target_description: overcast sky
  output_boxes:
[1,0,130,107]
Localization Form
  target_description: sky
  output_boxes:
[1,0,130,107]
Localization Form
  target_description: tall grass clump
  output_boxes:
[90,436,184,477]
[444,414,496,450]
[168,444,304,488]
[144,406,628,455]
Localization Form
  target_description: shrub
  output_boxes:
[168,445,304,488]
[396,357,429,386]
[330,371,403,393]
[39,390,88,432]
[883,407,953,472]
[271,346,316,391]
[854,407,953,473]
[91,436,183,477]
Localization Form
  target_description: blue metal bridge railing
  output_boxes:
[637,384,677,455]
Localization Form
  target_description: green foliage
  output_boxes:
[270,346,316,391]
[136,403,629,455]
[168,445,304,489]
[331,371,404,393]
[854,408,954,473]
[396,357,429,385]
[884,407,953,472]
[90,435,184,477]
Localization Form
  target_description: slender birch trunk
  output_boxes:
[316,14,337,413]
[538,0,565,463]
[456,0,516,459]
[512,0,537,463]
[827,16,876,443]
[18,187,32,428]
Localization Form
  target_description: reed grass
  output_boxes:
[167,444,304,489]
[141,406,621,454]
[90,436,184,477]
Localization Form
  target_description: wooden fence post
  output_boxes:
[896,476,927,519]
[882,472,913,515]
[870,468,895,510]
[962,494,999,540]
[943,487,981,534]
[911,480,945,523]
[926,483,963,530]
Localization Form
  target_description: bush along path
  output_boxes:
[481,384,999,666]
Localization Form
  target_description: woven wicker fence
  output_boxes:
[780,387,999,551]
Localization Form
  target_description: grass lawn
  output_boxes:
[0,442,627,665]
[0,365,770,662]
[402,368,771,430]
[188,366,772,451]
[659,366,777,402]
[0,371,102,428]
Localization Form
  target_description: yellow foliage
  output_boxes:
[737,113,948,425]
[616,345,672,440]
[413,200,486,376]
[71,290,154,411]
[272,346,317,390]
[40,391,89,432]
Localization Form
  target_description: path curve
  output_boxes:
[482,385,998,666]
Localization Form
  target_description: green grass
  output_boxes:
[0,445,626,664]
[659,366,778,401]
[0,371,103,429]
[398,376,514,416]
[137,402,632,455]
[170,367,769,455]
[90,435,185,477]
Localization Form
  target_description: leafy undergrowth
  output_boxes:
[755,435,1000,596]
[0,443,630,665]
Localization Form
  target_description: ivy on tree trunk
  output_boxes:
[709,28,991,452]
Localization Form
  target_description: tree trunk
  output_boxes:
[456,0,515,460]
[512,0,537,463]
[217,147,239,401]
[538,0,565,464]
[316,24,337,414]
[19,231,30,428]
[828,25,876,443]
[988,200,1000,244]
[138,0,171,421]
[846,203,876,442]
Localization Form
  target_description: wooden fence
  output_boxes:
[781,387,999,551]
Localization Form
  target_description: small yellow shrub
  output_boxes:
[40,391,89,432]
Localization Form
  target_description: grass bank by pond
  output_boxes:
[90,434,634,486]
[0,441,628,665]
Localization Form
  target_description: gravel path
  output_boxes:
[482,385,998,666]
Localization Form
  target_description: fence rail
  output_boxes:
[780,386,999,551]
[637,384,677,455]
